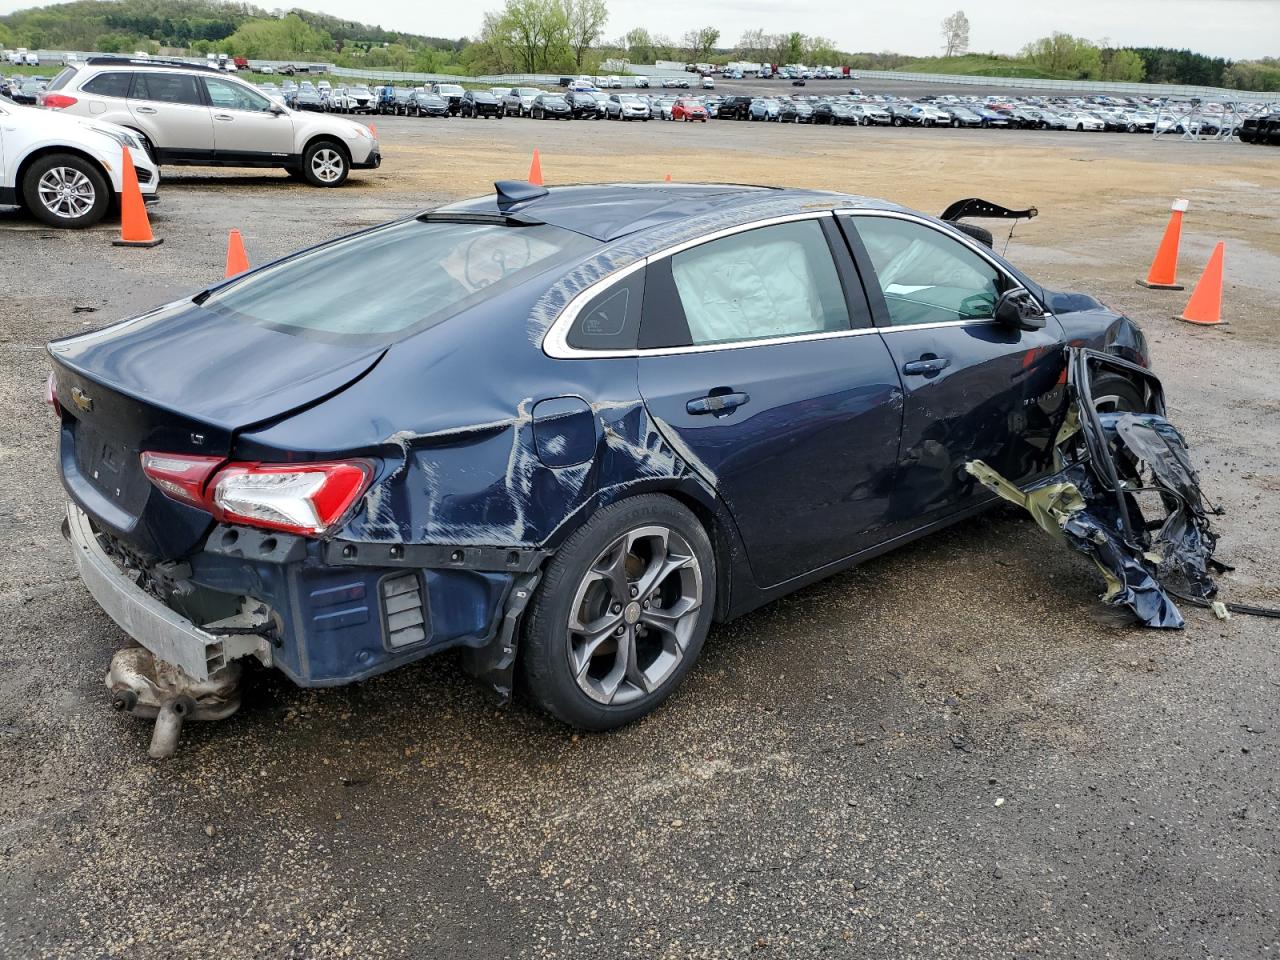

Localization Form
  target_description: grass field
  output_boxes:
[892,54,1059,79]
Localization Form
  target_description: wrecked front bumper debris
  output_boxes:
[967,348,1228,628]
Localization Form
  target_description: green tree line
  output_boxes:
[1,0,1275,90]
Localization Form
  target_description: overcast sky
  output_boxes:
[3,0,1275,59]
[301,0,1277,60]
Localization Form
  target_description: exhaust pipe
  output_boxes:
[106,647,243,759]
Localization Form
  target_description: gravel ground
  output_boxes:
[1,117,1278,959]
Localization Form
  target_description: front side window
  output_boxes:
[201,220,597,345]
[204,77,271,112]
[851,216,1001,327]
[132,72,204,107]
[666,219,849,347]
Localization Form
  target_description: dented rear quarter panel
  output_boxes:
[234,269,751,615]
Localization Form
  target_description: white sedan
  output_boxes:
[0,96,159,227]
[1058,110,1106,131]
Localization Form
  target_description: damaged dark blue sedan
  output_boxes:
[49,181,1152,752]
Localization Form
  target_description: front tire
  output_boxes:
[22,153,110,228]
[1090,374,1146,414]
[301,139,349,187]
[521,495,715,730]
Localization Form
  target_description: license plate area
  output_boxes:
[72,421,149,517]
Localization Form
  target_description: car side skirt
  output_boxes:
[155,148,299,168]
[723,496,1001,621]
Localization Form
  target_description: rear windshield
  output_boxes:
[200,219,597,344]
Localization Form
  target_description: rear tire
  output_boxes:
[521,495,715,730]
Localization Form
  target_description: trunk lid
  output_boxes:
[50,299,384,558]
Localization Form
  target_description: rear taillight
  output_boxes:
[140,452,225,510]
[41,93,78,110]
[210,461,374,536]
[45,372,60,416]
[140,453,374,536]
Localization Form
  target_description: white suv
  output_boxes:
[39,57,380,187]
[1,94,160,227]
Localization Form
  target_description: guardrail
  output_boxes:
[847,68,1279,102]
[13,49,1278,101]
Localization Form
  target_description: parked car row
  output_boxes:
[1240,111,1280,145]
[2,73,54,104]
[296,77,1273,138]
[26,57,381,194]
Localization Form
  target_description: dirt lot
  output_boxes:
[2,117,1279,959]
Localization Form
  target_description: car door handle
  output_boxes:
[134,106,157,114]
[902,357,952,376]
[214,114,234,121]
[687,391,750,416]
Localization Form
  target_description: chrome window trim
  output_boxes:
[840,208,1053,324]
[543,211,840,360]
[541,208,1050,360]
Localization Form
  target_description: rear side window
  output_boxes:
[201,220,598,345]
[82,72,133,99]
[665,219,849,347]
[132,72,204,106]
[566,269,645,351]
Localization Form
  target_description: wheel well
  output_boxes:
[301,135,350,163]
[14,146,112,209]
[658,489,736,623]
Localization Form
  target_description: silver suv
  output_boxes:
[39,57,381,187]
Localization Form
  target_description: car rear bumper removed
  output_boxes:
[64,503,268,681]
[64,500,534,697]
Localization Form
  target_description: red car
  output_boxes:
[672,98,709,122]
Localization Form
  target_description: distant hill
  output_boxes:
[0,0,460,54]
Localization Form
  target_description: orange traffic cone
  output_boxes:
[528,149,543,186]
[224,229,249,278]
[112,146,162,248]
[664,173,672,182]
[1137,198,1188,290]
[369,122,378,139]
[1176,242,1225,326]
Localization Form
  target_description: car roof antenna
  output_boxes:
[495,180,549,212]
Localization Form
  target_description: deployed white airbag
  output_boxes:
[672,236,826,344]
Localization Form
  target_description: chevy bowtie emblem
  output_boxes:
[70,387,94,412]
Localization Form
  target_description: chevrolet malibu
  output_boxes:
[50,182,1150,738]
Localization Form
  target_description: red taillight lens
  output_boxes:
[41,94,78,110]
[140,454,374,536]
[209,460,374,536]
[45,372,60,416]
[140,452,225,510]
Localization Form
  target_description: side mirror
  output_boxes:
[995,288,1047,331]
[269,103,285,115]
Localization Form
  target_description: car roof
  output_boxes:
[438,183,871,243]
[432,182,907,344]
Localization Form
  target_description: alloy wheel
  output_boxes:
[310,148,345,183]
[37,166,95,220]
[566,525,703,706]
